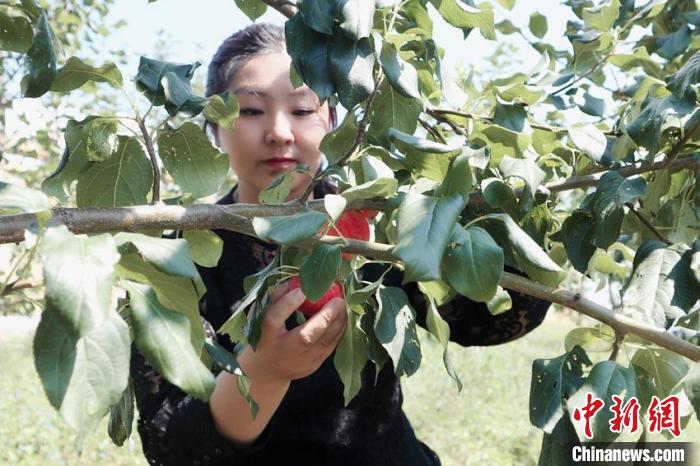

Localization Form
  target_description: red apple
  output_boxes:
[359,209,379,219]
[288,276,344,317]
[326,210,370,260]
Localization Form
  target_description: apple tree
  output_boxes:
[1,0,699,460]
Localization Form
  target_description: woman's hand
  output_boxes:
[237,279,348,385]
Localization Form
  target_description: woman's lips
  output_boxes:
[263,158,296,168]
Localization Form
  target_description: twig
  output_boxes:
[298,74,383,203]
[259,0,297,18]
[552,49,615,97]
[419,117,447,144]
[137,118,161,203]
[427,106,622,137]
[0,279,38,297]
[625,203,673,245]
[609,331,623,362]
[665,115,700,167]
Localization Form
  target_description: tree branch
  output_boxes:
[427,106,623,137]
[665,114,700,167]
[0,279,38,297]
[259,0,297,18]
[625,202,672,245]
[1,204,697,360]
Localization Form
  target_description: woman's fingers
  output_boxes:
[292,297,347,348]
[268,279,291,304]
[262,287,307,329]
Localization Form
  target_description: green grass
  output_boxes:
[1,316,698,466]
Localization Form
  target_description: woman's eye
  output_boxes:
[240,108,263,116]
[293,109,315,116]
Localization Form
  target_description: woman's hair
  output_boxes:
[205,22,337,135]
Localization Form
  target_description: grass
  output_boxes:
[1,314,698,466]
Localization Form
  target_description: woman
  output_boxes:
[130,22,550,466]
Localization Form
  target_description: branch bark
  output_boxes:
[259,0,297,18]
[2,205,697,361]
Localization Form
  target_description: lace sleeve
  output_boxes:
[130,318,275,466]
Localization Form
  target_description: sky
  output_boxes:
[106,0,576,86]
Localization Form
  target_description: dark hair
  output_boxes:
[206,22,337,137]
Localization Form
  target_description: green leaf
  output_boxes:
[552,212,595,273]
[41,117,96,201]
[609,47,663,78]
[33,310,130,447]
[626,96,695,156]
[656,25,691,61]
[114,232,201,280]
[299,0,336,34]
[486,287,512,315]
[0,9,33,53]
[183,230,223,268]
[368,79,422,146]
[203,92,239,130]
[666,49,700,103]
[373,34,420,99]
[75,136,153,208]
[591,172,646,249]
[320,110,358,164]
[443,226,503,302]
[82,118,118,162]
[204,338,241,374]
[394,192,464,282]
[0,181,50,213]
[50,56,123,92]
[529,12,547,38]
[135,57,204,114]
[116,253,206,354]
[125,282,215,401]
[374,286,421,377]
[568,124,607,163]
[299,243,342,302]
[530,346,592,434]
[252,210,328,244]
[499,156,545,195]
[566,361,636,443]
[329,33,375,109]
[259,169,296,205]
[581,92,606,118]
[470,122,531,164]
[481,178,517,210]
[685,363,700,422]
[424,294,462,391]
[21,11,56,98]
[481,214,566,287]
[285,14,334,101]
[234,0,267,20]
[631,348,689,404]
[340,177,398,203]
[621,242,698,328]
[564,326,614,353]
[157,122,229,199]
[493,102,527,132]
[389,127,459,154]
[108,379,134,447]
[428,0,495,40]
[333,312,369,406]
[436,152,473,201]
[40,227,120,335]
[582,0,620,31]
[337,0,375,39]
[323,194,347,222]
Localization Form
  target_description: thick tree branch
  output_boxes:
[498,272,700,362]
[1,205,697,361]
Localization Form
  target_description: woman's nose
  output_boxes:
[264,112,294,145]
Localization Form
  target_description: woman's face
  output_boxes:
[217,52,331,203]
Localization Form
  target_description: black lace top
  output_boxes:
[130,181,551,466]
